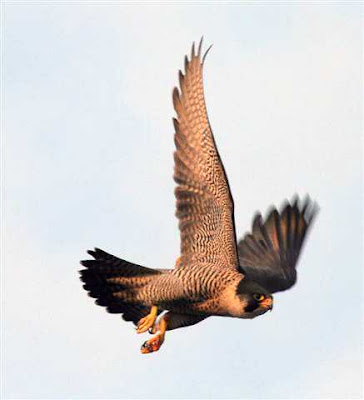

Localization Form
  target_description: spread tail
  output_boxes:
[79,248,162,325]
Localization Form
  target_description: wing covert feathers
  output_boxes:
[173,38,239,269]
[238,196,318,293]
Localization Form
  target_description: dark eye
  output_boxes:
[253,293,265,301]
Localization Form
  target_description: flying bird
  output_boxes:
[80,39,318,354]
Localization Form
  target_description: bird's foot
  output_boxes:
[136,306,158,334]
[140,333,165,354]
[140,314,168,354]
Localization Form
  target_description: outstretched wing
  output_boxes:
[237,197,318,293]
[173,39,238,269]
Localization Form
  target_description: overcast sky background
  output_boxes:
[3,2,363,399]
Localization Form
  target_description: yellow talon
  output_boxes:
[136,306,158,334]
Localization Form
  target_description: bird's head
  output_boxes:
[236,278,273,318]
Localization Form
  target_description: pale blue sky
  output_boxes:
[3,3,363,399]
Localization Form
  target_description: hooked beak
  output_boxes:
[260,297,273,311]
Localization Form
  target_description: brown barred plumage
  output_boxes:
[172,40,238,269]
[79,38,317,353]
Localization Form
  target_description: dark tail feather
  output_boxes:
[79,248,162,325]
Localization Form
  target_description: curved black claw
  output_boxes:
[141,340,154,354]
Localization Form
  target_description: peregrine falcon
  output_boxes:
[80,39,318,354]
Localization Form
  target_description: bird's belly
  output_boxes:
[159,297,227,317]
[155,269,242,316]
